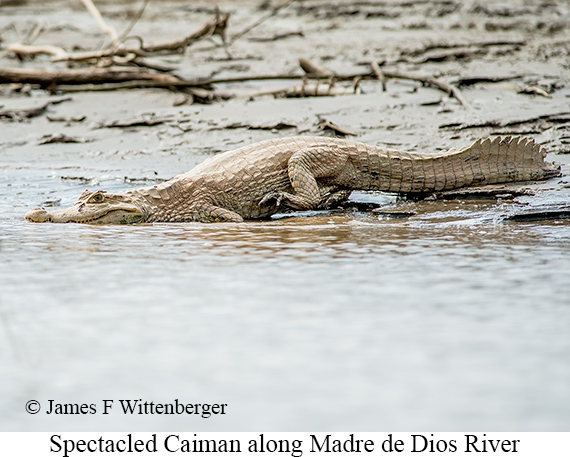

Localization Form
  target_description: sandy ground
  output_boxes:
[1,0,569,193]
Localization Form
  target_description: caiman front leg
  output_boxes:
[260,148,348,210]
[184,203,244,223]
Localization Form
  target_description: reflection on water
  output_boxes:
[1,170,569,431]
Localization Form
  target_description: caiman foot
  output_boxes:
[259,190,284,208]
[317,190,352,210]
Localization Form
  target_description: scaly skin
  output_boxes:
[25,135,560,224]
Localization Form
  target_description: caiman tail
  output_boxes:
[358,136,560,194]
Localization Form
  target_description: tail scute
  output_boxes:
[459,135,559,185]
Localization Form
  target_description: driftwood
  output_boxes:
[251,80,361,99]
[0,60,472,109]
[0,65,470,109]
[5,12,229,64]
[61,11,228,61]
[506,206,570,222]
[410,187,535,201]
[517,85,551,98]
[298,59,470,108]
[7,43,68,60]
[0,67,180,85]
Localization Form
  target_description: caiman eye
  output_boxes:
[90,193,104,203]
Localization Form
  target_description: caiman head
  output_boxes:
[25,190,146,224]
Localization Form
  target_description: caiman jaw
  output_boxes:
[25,190,145,224]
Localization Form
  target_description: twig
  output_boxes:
[140,11,229,53]
[249,31,304,42]
[207,67,470,107]
[250,80,359,98]
[370,61,386,92]
[317,116,355,136]
[403,39,526,57]
[80,0,119,45]
[22,22,45,45]
[116,0,152,44]
[451,75,524,86]
[228,0,297,45]
[298,57,334,77]
[51,12,229,62]
[7,43,68,60]
[381,68,470,108]
[518,85,551,98]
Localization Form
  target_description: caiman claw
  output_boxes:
[259,190,284,207]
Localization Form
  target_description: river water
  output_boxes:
[1,168,569,431]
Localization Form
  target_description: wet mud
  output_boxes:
[1,0,570,432]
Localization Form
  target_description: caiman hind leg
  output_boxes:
[260,148,348,210]
[317,188,352,210]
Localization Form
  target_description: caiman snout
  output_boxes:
[25,208,52,223]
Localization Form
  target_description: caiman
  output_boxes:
[25,135,560,224]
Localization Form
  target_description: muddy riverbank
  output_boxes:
[1,0,569,431]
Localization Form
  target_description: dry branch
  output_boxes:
[370,61,387,92]
[251,80,360,98]
[80,0,119,44]
[116,0,152,45]
[4,12,230,64]
[298,58,334,77]
[21,22,45,46]
[0,67,180,85]
[0,60,469,109]
[228,0,298,45]
[380,69,470,108]
[317,116,356,136]
[139,11,229,54]
[7,43,68,60]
